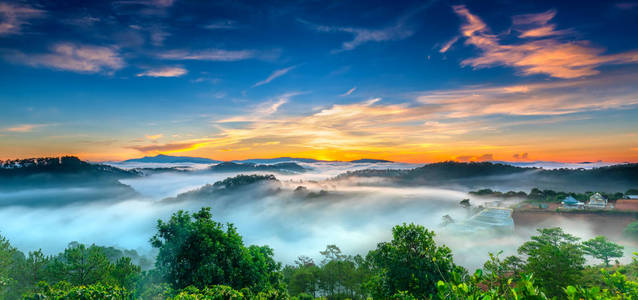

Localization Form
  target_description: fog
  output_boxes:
[0,161,635,270]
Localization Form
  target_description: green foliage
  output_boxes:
[365,223,463,299]
[170,285,245,300]
[517,227,586,297]
[0,234,16,296]
[151,207,283,293]
[436,271,548,299]
[623,221,638,241]
[24,281,133,300]
[582,236,624,267]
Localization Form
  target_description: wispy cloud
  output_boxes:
[455,154,493,162]
[0,2,45,36]
[416,73,638,117]
[137,66,187,77]
[217,92,301,123]
[453,5,638,78]
[4,124,49,133]
[253,65,296,87]
[145,134,163,140]
[301,3,431,53]
[204,19,240,30]
[341,87,357,96]
[5,43,124,73]
[512,9,572,38]
[130,139,211,154]
[439,36,459,53]
[157,49,256,61]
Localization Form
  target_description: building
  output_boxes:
[615,195,638,211]
[447,207,515,234]
[561,196,584,209]
[585,192,608,209]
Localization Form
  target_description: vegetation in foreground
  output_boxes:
[1,207,638,299]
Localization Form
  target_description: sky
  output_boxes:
[0,0,637,163]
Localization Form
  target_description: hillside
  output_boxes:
[0,156,140,205]
[209,162,306,173]
[334,161,638,192]
[164,174,280,202]
[123,154,221,164]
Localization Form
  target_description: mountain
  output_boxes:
[232,157,323,164]
[334,161,638,192]
[163,174,280,202]
[123,154,221,164]
[210,162,307,173]
[1,156,139,180]
[0,156,140,205]
[349,159,393,163]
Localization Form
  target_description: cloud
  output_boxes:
[303,21,414,53]
[4,124,49,133]
[4,124,54,133]
[455,154,493,162]
[0,2,45,36]
[439,36,459,53]
[416,73,638,117]
[301,4,430,53]
[615,2,638,10]
[157,49,257,61]
[253,66,296,87]
[137,66,187,77]
[513,152,529,160]
[5,43,124,73]
[204,19,240,30]
[453,5,638,78]
[341,87,357,96]
[145,134,163,140]
[130,140,212,154]
[512,10,572,38]
[217,92,300,123]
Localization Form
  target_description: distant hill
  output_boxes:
[210,162,307,173]
[233,157,322,164]
[123,154,221,164]
[334,161,638,192]
[1,156,138,180]
[164,174,280,202]
[0,156,140,204]
[349,159,393,163]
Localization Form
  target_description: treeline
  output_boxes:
[2,207,638,299]
[469,188,638,202]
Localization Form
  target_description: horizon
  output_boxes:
[1,0,638,163]
[1,152,632,167]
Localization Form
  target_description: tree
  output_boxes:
[582,236,624,267]
[518,227,586,297]
[0,234,16,295]
[623,221,638,241]
[111,256,142,290]
[151,207,282,293]
[366,223,463,299]
[60,243,113,286]
[17,249,50,291]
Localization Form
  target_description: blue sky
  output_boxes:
[0,0,637,162]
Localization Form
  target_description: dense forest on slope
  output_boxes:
[209,162,307,173]
[0,157,140,205]
[335,161,638,192]
[2,207,638,299]
[163,174,281,203]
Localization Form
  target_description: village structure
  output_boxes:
[560,192,638,211]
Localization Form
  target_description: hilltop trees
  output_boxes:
[0,234,16,296]
[366,223,463,299]
[517,227,586,297]
[150,207,283,293]
[582,236,624,267]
